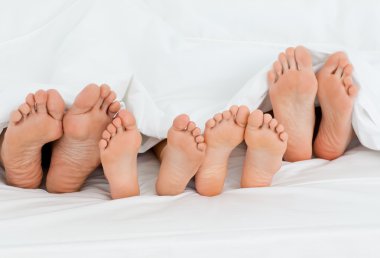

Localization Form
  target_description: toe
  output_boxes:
[229,105,239,117]
[267,70,276,84]
[205,118,216,129]
[343,64,353,77]
[279,53,289,72]
[47,89,65,121]
[107,123,117,137]
[192,127,201,137]
[195,135,204,143]
[18,103,31,117]
[10,110,23,124]
[263,113,272,126]
[294,46,312,70]
[99,139,108,151]
[322,51,347,74]
[108,101,121,118]
[25,93,36,113]
[102,130,111,140]
[222,110,232,120]
[112,117,124,133]
[269,118,278,130]
[213,113,223,123]
[275,124,285,133]
[247,109,264,129]
[334,59,349,78]
[187,121,196,132]
[173,114,190,131]
[197,142,206,152]
[279,132,288,142]
[286,47,296,70]
[118,109,137,130]
[348,85,358,98]
[273,61,283,78]
[235,105,250,127]
[96,84,111,108]
[35,90,48,113]
[70,84,100,114]
[101,90,116,111]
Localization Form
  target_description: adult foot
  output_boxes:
[195,105,249,196]
[1,90,64,188]
[99,109,142,199]
[241,110,287,187]
[46,84,120,193]
[156,114,206,196]
[313,52,358,160]
[268,46,317,162]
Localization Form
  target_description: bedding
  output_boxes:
[1,0,380,257]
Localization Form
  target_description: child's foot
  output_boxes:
[156,114,206,196]
[46,84,121,193]
[268,46,317,162]
[314,52,358,160]
[1,90,64,188]
[99,110,142,199]
[195,105,249,196]
[241,110,288,187]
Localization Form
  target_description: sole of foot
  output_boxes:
[46,84,120,193]
[156,114,206,196]
[99,109,142,199]
[313,52,358,160]
[195,105,249,196]
[268,46,317,162]
[1,89,64,188]
[241,110,288,187]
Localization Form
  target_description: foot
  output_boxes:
[46,84,121,193]
[313,52,358,160]
[99,109,142,199]
[241,110,288,187]
[1,90,64,188]
[268,46,317,162]
[156,114,206,196]
[195,105,249,196]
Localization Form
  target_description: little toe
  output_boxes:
[285,47,296,70]
[275,124,285,133]
[10,110,23,124]
[247,109,264,129]
[195,135,204,143]
[279,53,289,72]
[267,70,276,84]
[235,105,250,127]
[173,114,190,131]
[197,142,206,152]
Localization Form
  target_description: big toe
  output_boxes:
[70,84,100,114]
[321,51,348,74]
[172,114,190,131]
[235,105,250,127]
[47,89,65,120]
[247,109,264,129]
[118,109,137,130]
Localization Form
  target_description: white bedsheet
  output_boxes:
[1,144,380,258]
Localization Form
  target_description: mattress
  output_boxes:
[1,143,380,257]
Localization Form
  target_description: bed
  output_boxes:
[1,1,380,257]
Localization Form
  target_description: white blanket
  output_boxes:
[1,0,380,152]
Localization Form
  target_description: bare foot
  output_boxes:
[195,105,249,196]
[313,52,358,160]
[156,114,206,196]
[99,110,142,199]
[241,110,288,187]
[0,90,64,188]
[268,46,317,162]
[46,84,121,193]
